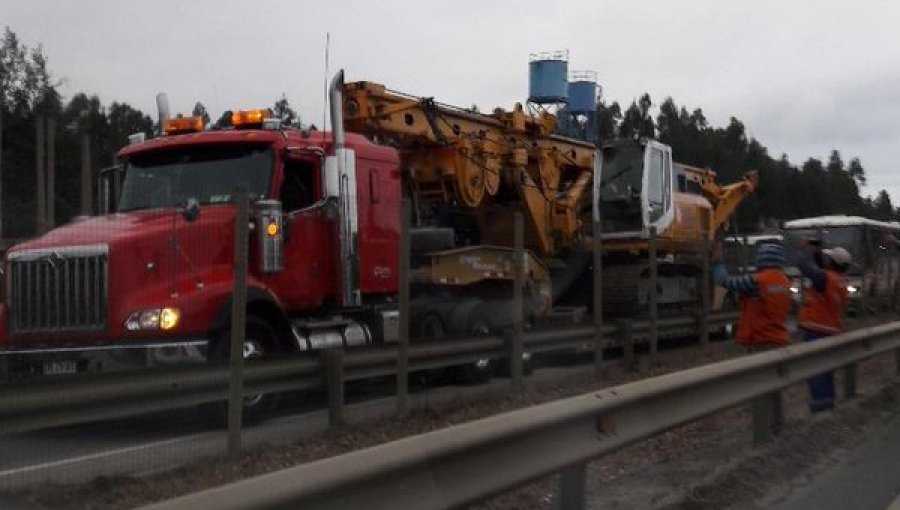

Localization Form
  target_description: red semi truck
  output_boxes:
[0,73,552,395]
[0,71,755,416]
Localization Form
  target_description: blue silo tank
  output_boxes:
[528,52,569,104]
[568,80,598,114]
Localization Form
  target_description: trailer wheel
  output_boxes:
[451,304,497,385]
[204,315,279,425]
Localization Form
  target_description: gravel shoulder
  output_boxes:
[6,316,897,510]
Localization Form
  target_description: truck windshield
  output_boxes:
[117,144,273,212]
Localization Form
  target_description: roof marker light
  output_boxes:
[163,116,204,135]
[232,109,272,128]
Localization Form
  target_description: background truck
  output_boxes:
[0,70,756,419]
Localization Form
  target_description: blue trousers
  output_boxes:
[802,329,835,412]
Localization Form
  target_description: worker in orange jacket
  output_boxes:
[797,242,851,413]
[713,241,792,435]
[712,242,793,349]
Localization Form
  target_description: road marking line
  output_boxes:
[0,432,213,478]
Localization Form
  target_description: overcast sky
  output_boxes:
[4,0,900,200]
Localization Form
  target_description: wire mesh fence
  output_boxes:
[0,113,762,505]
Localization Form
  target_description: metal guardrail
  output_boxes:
[0,311,737,436]
[142,321,900,510]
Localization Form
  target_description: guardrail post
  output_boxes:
[228,187,250,457]
[741,233,749,274]
[559,462,587,510]
[618,319,635,370]
[648,226,658,365]
[843,363,858,399]
[510,212,525,388]
[884,251,892,313]
[751,392,782,446]
[593,217,604,377]
[699,238,710,346]
[324,348,345,428]
[890,248,897,313]
[397,199,411,415]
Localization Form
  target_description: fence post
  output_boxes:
[80,134,92,215]
[46,117,55,229]
[618,319,635,370]
[843,363,858,399]
[228,187,250,457]
[35,115,46,234]
[890,247,897,313]
[741,233,750,274]
[752,392,782,446]
[510,212,525,388]
[0,107,3,239]
[397,199,411,415]
[699,238,711,346]
[593,217,604,377]
[324,348,345,428]
[559,462,587,510]
[648,226,658,365]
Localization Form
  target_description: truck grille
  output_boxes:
[7,245,109,333]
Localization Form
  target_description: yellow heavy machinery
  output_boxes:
[342,79,757,317]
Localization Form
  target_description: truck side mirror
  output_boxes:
[97,165,124,215]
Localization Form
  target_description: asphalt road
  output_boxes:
[765,415,900,510]
[0,361,601,492]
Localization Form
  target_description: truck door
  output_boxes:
[266,156,335,309]
[644,141,675,235]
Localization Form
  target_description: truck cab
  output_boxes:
[0,111,401,378]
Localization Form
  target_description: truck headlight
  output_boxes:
[847,285,859,294]
[126,307,180,331]
[790,286,799,294]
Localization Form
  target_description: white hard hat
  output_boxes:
[823,247,852,266]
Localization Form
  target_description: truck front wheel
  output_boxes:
[205,315,280,425]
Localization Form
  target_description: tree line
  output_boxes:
[1,26,895,238]
[0,27,299,239]
[597,93,895,231]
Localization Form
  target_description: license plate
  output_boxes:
[43,360,78,376]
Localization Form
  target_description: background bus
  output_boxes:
[782,215,900,308]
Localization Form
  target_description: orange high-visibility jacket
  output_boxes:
[737,268,793,346]
[799,270,848,335]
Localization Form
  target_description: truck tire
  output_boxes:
[450,302,497,385]
[205,315,279,425]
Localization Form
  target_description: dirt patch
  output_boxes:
[656,381,900,510]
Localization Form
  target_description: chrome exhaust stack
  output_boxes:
[156,93,171,135]
[328,70,361,307]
